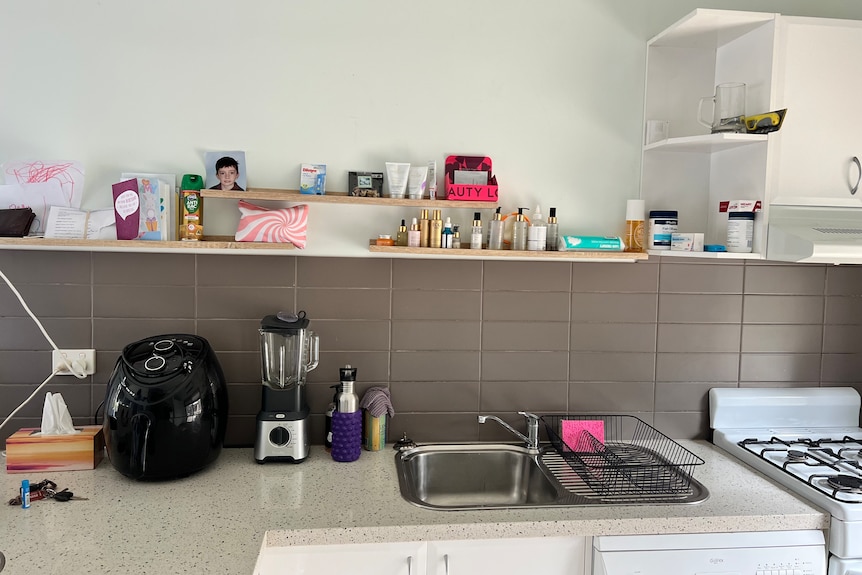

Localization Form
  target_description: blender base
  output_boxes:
[254,409,310,463]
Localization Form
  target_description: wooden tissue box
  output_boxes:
[5,425,105,473]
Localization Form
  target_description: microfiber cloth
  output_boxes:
[359,386,395,418]
[562,420,605,452]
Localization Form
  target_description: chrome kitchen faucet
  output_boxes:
[478,411,541,451]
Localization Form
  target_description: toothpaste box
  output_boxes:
[300,163,326,195]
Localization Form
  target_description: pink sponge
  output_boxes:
[561,420,605,452]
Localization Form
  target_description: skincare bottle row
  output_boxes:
[389,206,560,251]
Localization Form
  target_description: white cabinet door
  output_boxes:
[426,536,586,575]
[254,541,427,575]
[771,17,862,201]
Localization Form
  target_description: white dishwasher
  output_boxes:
[592,530,826,575]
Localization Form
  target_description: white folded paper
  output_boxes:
[38,392,79,435]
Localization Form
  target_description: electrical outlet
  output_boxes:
[52,349,96,376]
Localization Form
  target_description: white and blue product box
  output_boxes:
[300,163,326,195]
[671,232,704,252]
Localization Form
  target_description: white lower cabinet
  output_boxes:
[254,541,427,575]
[254,536,587,575]
[427,536,587,575]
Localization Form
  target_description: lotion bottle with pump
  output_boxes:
[488,207,504,250]
[546,207,559,251]
[471,212,483,249]
[527,205,547,251]
[430,209,443,248]
[419,209,430,247]
[512,208,529,251]
[453,225,461,249]
[408,217,420,247]
[441,217,454,248]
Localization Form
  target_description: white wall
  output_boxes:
[3,0,861,257]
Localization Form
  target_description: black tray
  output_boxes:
[541,414,704,496]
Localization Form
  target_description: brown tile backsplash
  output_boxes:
[2,252,862,446]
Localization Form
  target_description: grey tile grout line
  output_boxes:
[652,258,661,411]
[819,266,828,387]
[566,261,573,412]
[737,262,746,388]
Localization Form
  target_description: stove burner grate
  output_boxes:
[826,474,862,493]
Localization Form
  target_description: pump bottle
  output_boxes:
[511,208,529,251]
[527,205,547,251]
[546,208,559,251]
[419,209,430,248]
[470,212,483,249]
[488,207,504,250]
[331,365,361,462]
[429,209,443,248]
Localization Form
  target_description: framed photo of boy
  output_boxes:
[205,151,247,191]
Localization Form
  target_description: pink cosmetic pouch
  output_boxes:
[235,200,308,248]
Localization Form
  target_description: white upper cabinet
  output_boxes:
[641,9,862,260]
[770,16,862,202]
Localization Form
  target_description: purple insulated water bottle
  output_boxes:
[331,365,361,462]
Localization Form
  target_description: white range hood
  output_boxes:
[767,199,862,264]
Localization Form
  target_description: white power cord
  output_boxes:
[0,265,88,439]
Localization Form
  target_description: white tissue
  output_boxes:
[39,392,79,435]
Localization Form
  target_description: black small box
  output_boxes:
[348,171,384,197]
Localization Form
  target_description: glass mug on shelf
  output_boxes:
[697,82,746,133]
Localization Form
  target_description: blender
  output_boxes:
[254,311,319,464]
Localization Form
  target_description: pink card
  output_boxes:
[112,178,140,240]
[561,420,605,452]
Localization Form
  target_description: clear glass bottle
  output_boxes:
[452,226,461,249]
[527,205,547,251]
[511,208,529,251]
[488,207,504,250]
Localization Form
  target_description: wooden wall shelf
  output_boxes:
[368,241,648,261]
[202,188,498,209]
[0,236,295,253]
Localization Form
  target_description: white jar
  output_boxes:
[726,212,754,253]
[648,210,678,250]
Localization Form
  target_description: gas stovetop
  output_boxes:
[734,433,862,504]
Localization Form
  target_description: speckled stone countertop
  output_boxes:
[0,441,827,575]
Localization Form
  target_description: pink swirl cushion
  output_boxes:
[234,200,308,248]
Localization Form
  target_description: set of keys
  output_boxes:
[7,479,88,506]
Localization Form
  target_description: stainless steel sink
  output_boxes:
[395,443,710,510]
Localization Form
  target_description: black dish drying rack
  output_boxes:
[541,415,704,496]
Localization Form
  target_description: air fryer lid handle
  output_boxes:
[122,335,205,378]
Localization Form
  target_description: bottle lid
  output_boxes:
[534,205,542,219]
[549,207,556,218]
[626,199,645,221]
[474,212,480,220]
[421,209,429,219]
[494,207,502,220]
[649,210,678,218]
[339,364,357,381]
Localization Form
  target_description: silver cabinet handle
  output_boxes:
[444,553,450,575]
[407,555,412,575]
[852,156,861,195]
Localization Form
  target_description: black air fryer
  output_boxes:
[103,334,229,480]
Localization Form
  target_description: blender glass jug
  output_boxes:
[259,312,319,389]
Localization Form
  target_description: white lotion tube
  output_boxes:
[385,162,410,198]
[407,166,428,200]
[427,161,437,199]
